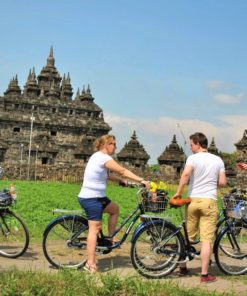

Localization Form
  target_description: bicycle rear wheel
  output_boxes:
[43,215,88,269]
[131,220,184,278]
[0,209,29,258]
[214,222,247,275]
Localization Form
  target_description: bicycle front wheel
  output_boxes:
[43,215,88,269]
[131,220,184,279]
[0,210,29,258]
[214,222,247,275]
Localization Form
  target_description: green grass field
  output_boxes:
[0,269,237,296]
[0,180,246,296]
[0,180,181,241]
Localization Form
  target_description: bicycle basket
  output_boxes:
[223,192,247,220]
[0,190,12,207]
[142,190,169,213]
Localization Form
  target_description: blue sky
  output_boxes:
[1,0,247,163]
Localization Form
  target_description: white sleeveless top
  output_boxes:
[78,151,112,199]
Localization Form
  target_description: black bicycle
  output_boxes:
[214,190,247,275]
[0,168,30,258]
[216,188,247,235]
[42,185,169,269]
[131,195,247,279]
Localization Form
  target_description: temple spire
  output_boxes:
[82,85,86,95]
[46,46,55,67]
[60,73,73,101]
[4,76,21,96]
[87,84,91,94]
[37,46,62,94]
[49,46,53,58]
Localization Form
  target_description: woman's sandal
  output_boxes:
[83,262,98,274]
[111,239,126,249]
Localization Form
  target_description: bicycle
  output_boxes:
[214,190,247,275]
[131,196,247,279]
[216,188,247,235]
[42,184,169,269]
[0,168,30,258]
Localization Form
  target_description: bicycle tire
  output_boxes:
[214,223,247,275]
[130,220,184,279]
[0,209,29,258]
[42,215,88,269]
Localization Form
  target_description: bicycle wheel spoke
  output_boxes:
[131,221,182,278]
[0,211,29,258]
[43,216,88,269]
[215,223,247,275]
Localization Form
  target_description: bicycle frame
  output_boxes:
[98,198,146,250]
[146,204,201,264]
[51,187,149,251]
[172,206,200,260]
[213,218,244,254]
[167,201,245,262]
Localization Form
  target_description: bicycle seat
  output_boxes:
[169,198,191,207]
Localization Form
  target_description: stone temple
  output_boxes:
[157,135,186,183]
[0,47,111,181]
[234,130,247,187]
[1,47,246,185]
[117,131,150,169]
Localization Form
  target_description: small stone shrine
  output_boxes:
[117,131,150,172]
[157,135,186,183]
[208,137,219,155]
[235,130,247,187]
[208,138,236,185]
[0,47,111,181]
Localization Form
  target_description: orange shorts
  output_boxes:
[186,198,218,243]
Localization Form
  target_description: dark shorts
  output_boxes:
[78,196,112,221]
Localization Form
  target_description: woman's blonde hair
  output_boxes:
[93,134,116,151]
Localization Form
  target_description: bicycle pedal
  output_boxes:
[192,250,200,258]
[178,256,190,263]
[193,253,200,259]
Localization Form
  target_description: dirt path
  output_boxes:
[0,243,246,295]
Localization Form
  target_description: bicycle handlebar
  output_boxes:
[119,181,146,188]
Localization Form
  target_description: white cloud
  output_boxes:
[105,113,246,164]
[206,80,226,90]
[214,93,244,104]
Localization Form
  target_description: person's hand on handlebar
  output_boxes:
[119,179,128,187]
[140,180,150,190]
[119,179,150,189]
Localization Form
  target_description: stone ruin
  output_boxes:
[0,47,111,181]
[234,130,247,187]
[0,47,246,185]
[157,135,186,183]
[117,131,150,176]
[207,135,247,187]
